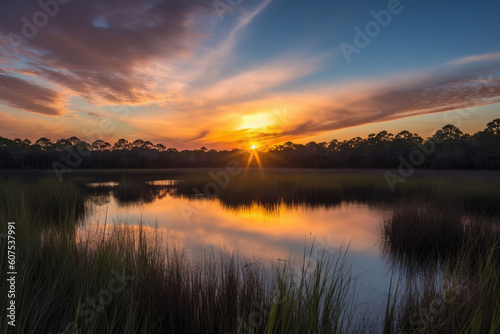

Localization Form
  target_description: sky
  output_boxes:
[1,0,500,150]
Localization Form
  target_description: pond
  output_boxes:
[2,169,500,332]
[81,175,403,320]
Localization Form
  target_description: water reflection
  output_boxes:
[82,179,500,267]
[83,186,384,257]
[81,178,396,317]
[79,177,500,321]
[84,180,177,207]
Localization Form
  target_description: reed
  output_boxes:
[0,179,358,333]
[1,172,500,333]
[395,243,500,333]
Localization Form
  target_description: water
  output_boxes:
[80,177,402,321]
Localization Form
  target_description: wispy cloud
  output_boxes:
[0,72,65,115]
[176,0,275,86]
[1,0,500,148]
[199,55,322,102]
[446,52,500,66]
[0,0,214,107]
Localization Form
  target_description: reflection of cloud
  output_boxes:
[87,194,381,258]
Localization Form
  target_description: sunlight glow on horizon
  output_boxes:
[237,113,275,131]
[1,1,499,149]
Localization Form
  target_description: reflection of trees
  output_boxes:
[114,181,170,206]
[84,181,174,207]
[80,175,500,274]
[88,194,111,207]
[172,176,352,211]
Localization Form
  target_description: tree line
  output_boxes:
[0,118,499,170]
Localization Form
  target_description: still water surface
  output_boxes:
[82,179,400,318]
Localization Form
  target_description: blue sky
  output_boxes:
[0,0,499,148]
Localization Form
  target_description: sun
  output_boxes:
[245,144,263,170]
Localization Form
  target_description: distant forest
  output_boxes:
[1,118,499,170]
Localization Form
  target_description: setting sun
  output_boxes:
[1,1,500,331]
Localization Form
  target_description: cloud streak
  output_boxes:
[0,0,214,106]
[446,52,500,66]
[0,72,64,115]
[1,1,500,148]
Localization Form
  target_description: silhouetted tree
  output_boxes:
[486,118,500,135]
[1,118,499,170]
[113,139,130,150]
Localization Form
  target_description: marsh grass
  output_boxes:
[264,245,356,334]
[0,178,362,333]
[175,171,500,215]
[0,221,361,333]
[395,244,500,333]
[381,195,500,333]
[382,198,500,268]
[0,177,85,228]
[1,172,500,333]
[1,218,276,333]
[382,200,464,265]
